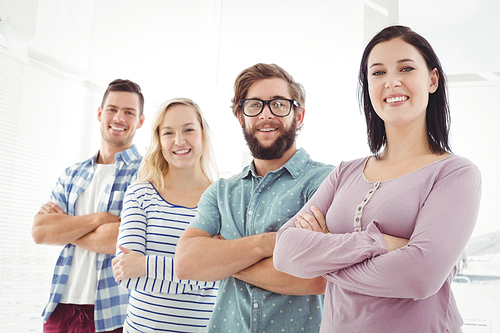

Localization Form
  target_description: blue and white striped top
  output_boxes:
[117,182,217,332]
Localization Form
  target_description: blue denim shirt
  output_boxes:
[190,148,334,333]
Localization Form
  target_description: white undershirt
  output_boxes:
[60,163,115,304]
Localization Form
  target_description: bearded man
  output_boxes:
[175,63,334,333]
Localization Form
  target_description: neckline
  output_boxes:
[362,154,454,183]
[148,182,197,209]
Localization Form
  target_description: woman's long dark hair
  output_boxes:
[358,25,451,156]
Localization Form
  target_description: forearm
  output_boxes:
[175,229,274,281]
[32,212,102,245]
[73,222,120,254]
[144,255,216,287]
[234,257,326,295]
[325,165,482,299]
[274,221,387,278]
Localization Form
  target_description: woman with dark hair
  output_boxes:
[274,25,481,332]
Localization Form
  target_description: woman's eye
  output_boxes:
[402,67,414,72]
[372,70,385,76]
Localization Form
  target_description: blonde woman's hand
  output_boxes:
[112,245,147,283]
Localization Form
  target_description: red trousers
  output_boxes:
[43,303,123,333]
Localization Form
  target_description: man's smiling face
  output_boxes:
[239,78,300,160]
[98,91,144,149]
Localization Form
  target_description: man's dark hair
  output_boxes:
[101,79,144,116]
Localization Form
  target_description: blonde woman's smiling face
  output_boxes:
[159,104,204,171]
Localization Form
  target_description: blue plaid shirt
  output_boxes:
[41,145,142,332]
[190,148,334,333]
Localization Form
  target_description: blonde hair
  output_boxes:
[136,98,218,188]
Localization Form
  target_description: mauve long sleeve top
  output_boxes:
[274,155,482,333]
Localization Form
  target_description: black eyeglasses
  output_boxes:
[239,98,299,117]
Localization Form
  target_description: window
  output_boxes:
[0,47,103,332]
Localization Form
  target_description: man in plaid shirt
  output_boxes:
[32,79,145,333]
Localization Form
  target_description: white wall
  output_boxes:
[3,0,498,231]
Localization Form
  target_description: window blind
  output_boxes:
[0,47,104,332]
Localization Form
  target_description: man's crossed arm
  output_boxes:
[175,228,326,296]
[32,202,120,254]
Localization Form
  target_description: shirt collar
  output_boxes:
[89,144,141,166]
[240,148,310,180]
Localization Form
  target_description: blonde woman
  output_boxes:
[112,98,218,332]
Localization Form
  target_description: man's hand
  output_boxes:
[112,245,147,283]
[38,201,66,215]
[294,206,329,234]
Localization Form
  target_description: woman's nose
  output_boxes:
[384,73,402,89]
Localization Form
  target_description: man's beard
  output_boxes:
[242,118,296,160]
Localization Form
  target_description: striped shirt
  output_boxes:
[117,182,217,332]
[41,145,142,332]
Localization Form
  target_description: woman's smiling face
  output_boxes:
[367,37,439,130]
[159,104,204,171]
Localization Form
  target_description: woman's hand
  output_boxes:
[112,245,147,283]
[382,234,409,252]
[295,206,329,234]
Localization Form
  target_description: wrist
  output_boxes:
[257,232,276,258]
[94,212,105,227]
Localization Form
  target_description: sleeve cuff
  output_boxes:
[366,220,388,255]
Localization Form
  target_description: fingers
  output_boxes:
[112,251,146,282]
[113,268,122,283]
[118,245,132,254]
[112,257,121,282]
[39,203,55,214]
[295,207,329,234]
[295,214,313,230]
[212,234,225,240]
[310,206,328,234]
[39,202,66,214]
[49,202,65,214]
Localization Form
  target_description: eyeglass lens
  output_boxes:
[242,99,291,117]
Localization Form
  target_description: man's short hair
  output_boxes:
[101,79,144,116]
[230,63,305,117]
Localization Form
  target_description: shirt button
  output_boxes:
[253,303,259,309]
[248,211,253,215]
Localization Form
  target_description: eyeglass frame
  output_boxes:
[239,98,299,117]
